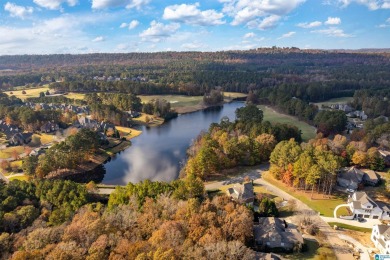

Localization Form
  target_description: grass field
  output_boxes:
[0,146,25,159]
[8,175,30,182]
[4,86,50,100]
[33,133,55,145]
[224,92,248,99]
[64,92,86,100]
[327,222,372,233]
[263,172,347,217]
[116,126,142,140]
[132,113,164,126]
[258,105,316,141]
[313,97,354,107]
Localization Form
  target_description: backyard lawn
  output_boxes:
[258,105,316,141]
[64,92,86,100]
[116,126,142,139]
[263,172,348,217]
[0,146,25,159]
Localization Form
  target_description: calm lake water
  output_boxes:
[102,102,244,185]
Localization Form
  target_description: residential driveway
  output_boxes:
[339,234,370,260]
[321,216,381,228]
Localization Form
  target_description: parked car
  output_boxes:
[357,217,365,222]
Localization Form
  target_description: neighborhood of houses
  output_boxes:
[92,75,148,82]
[225,164,390,256]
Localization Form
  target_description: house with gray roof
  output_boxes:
[348,192,390,220]
[254,217,304,253]
[227,182,254,205]
[337,166,379,189]
[371,224,390,254]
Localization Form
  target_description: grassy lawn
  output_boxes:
[327,222,372,233]
[132,113,164,126]
[263,173,347,217]
[283,238,335,260]
[64,92,86,100]
[313,97,354,107]
[8,175,30,182]
[116,126,142,140]
[0,146,25,159]
[4,86,50,100]
[105,140,131,156]
[258,105,316,141]
[32,133,55,145]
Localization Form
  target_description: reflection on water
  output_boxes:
[102,102,244,185]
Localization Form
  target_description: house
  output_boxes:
[254,217,304,253]
[371,224,390,254]
[40,122,59,133]
[378,149,390,167]
[337,167,365,190]
[127,110,140,118]
[348,192,386,219]
[227,182,255,205]
[362,169,379,186]
[78,116,99,129]
[9,132,32,146]
[346,110,368,120]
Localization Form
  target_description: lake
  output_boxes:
[102,102,245,185]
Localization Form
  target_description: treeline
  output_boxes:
[0,104,61,131]
[270,132,385,197]
[142,99,178,120]
[23,128,101,178]
[0,180,89,234]
[0,176,255,259]
[85,93,142,112]
[352,89,390,117]
[26,95,86,106]
[183,104,301,179]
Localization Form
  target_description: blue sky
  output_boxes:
[0,0,389,54]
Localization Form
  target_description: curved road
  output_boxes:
[205,166,356,260]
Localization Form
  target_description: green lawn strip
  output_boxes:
[8,175,29,181]
[139,95,204,108]
[263,174,347,217]
[258,105,316,141]
[313,97,354,108]
[327,222,372,233]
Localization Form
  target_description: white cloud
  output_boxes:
[0,14,107,54]
[297,21,322,28]
[387,17,390,22]
[255,15,281,30]
[120,22,127,28]
[92,0,150,10]
[378,17,390,27]
[278,31,296,39]
[311,27,353,37]
[222,0,305,29]
[129,20,139,29]
[33,0,77,10]
[338,0,390,10]
[140,20,180,42]
[4,2,33,19]
[163,3,225,26]
[244,32,256,38]
[92,36,105,42]
[325,17,341,25]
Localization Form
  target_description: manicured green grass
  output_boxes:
[139,95,204,108]
[327,222,372,233]
[263,173,347,217]
[258,105,316,141]
[313,97,354,107]
[116,126,142,140]
[64,92,86,100]
[8,175,30,182]
[4,86,50,100]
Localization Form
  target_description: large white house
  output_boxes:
[371,224,390,254]
[348,192,390,220]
